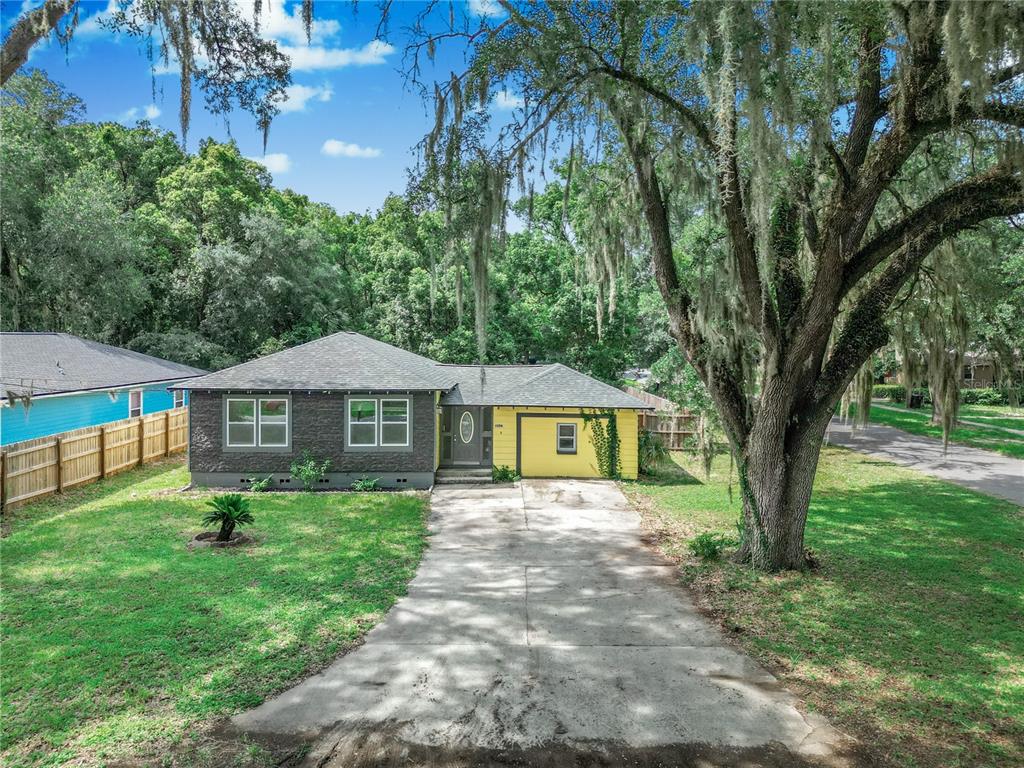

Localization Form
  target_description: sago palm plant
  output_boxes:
[202,493,254,542]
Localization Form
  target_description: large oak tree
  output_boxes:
[411,0,1024,570]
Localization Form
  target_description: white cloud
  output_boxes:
[275,82,333,113]
[282,39,394,72]
[118,104,162,122]
[254,1,341,46]
[247,153,291,174]
[73,0,118,38]
[469,0,505,18]
[493,90,524,110]
[321,139,381,159]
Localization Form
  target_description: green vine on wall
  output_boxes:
[582,409,620,479]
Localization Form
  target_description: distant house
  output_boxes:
[178,331,650,490]
[0,333,206,446]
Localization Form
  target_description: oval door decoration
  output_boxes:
[459,411,474,443]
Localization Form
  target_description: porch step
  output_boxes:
[435,468,493,485]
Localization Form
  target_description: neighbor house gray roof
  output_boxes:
[180,332,460,392]
[440,363,651,409]
[178,331,650,409]
[0,332,206,399]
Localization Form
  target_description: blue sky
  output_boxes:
[2,0,518,215]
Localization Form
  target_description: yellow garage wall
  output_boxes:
[492,406,639,480]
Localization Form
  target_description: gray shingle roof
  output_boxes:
[440,363,651,409]
[177,331,650,409]
[0,333,206,399]
[181,332,460,392]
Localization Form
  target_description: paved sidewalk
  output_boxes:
[230,480,851,767]
[827,419,1024,506]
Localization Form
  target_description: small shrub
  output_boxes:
[202,493,254,542]
[248,475,273,493]
[290,451,332,492]
[960,388,1008,406]
[351,476,381,492]
[638,429,668,475]
[871,384,904,402]
[688,532,735,561]
[871,384,931,404]
[492,465,520,482]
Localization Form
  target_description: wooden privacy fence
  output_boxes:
[638,410,697,451]
[621,386,698,451]
[1,408,188,511]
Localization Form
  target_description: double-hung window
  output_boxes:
[556,423,577,454]
[380,399,410,447]
[348,399,377,447]
[226,397,289,448]
[173,390,185,409]
[347,397,410,448]
[129,390,143,418]
[258,399,289,446]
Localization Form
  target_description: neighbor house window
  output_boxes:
[557,423,577,454]
[348,399,377,446]
[129,390,143,418]
[173,390,185,409]
[225,397,290,448]
[380,399,410,446]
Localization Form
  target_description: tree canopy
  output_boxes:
[402,0,1024,570]
[0,69,650,381]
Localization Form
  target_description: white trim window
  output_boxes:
[258,399,289,447]
[557,423,577,454]
[226,398,257,447]
[173,390,185,409]
[227,397,290,448]
[380,398,410,447]
[348,399,378,447]
[129,389,143,418]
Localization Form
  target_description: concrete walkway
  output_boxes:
[231,480,849,766]
[827,419,1024,506]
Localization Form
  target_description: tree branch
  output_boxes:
[590,63,717,154]
[842,167,1024,295]
[609,97,751,443]
[1,0,77,85]
[818,171,1024,407]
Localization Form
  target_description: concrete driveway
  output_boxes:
[231,480,849,766]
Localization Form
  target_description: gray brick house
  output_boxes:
[176,331,649,489]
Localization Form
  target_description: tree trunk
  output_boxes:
[217,521,235,542]
[734,395,832,572]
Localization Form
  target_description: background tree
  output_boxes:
[405,1,1024,570]
[0,0,298,144]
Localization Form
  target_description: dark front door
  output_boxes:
[451,406,482,465]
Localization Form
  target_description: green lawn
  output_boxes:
[0,460,428,768]
[958,404,1024,431]
[850,402,1024,459]
[626,449,1024,768]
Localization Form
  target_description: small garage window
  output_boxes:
[556,423,577,454]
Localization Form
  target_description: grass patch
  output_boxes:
[1,459,428,767]
[625,448,1024,768]
[958,404,1024,431]
[849,402,1024,459]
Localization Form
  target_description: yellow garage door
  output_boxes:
[519,416,602,478]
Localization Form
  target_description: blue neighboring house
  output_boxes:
[0,333,206,446]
